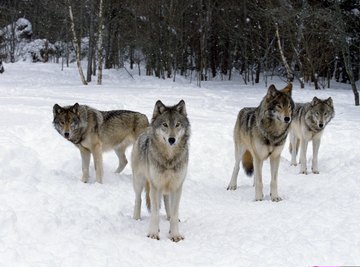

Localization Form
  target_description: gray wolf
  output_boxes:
[53,103,149,183]
[132,100,190,242]
[289,97,334,174]
[227,84,294,202]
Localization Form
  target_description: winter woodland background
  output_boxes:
[0,0,360,99]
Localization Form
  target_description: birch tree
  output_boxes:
[67,0,87,85]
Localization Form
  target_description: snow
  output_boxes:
[0,62,360,266]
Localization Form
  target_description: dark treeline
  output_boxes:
[0,0,359,92]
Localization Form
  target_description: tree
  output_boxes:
[67,0,88,85]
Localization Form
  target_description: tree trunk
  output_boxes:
[97,0,104,85]
[86,0,95,82]
[275,23,292,83]
[67,2,87,85]
[342,47,359,105]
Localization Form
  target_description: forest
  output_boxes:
[0,0,359,102]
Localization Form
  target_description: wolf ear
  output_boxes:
[267,84,278,97]
[311,97,320,106]
[175,100,187,116]
[281,83,292,96]
[72,103,80,114]
[326,97,333,107]
[53,104,62,116]
[152,100,166,119]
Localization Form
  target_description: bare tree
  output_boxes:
[97,0,104,85]
[67,0,87,85]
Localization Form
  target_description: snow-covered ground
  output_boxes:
[0,62,359,266]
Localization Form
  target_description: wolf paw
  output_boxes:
[312,169,320,174]
[290,162,297,166]
[300,170,308,175]
[227,184,237,190]
[170,234,184,242]
[147,233,160,240]
[81,176,89,183]
[271,196,282,202]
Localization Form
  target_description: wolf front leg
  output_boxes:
[270,154,282,202]
[169,185,184,242]
[132,172,144,220]
[299,139,309,174]
[92,143,104,183]
[227,145,245,190]
[290,133,298,166]
[148,185,161,240]
[253,157,264,201]
[312,137,321,174]
[79,146,91,183]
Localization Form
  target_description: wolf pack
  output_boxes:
[53,83,335,242]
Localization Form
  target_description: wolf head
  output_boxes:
[151,100,190,147]
[308,97,334,130]
[263,83,294,124]
[53,103,84,142]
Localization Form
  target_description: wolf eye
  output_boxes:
[324,112,327,116]
[175,122,181,128]
[59,121,65,126]
[162,122,168,128]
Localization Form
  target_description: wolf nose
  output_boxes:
[319,123,324,128]
[168,137,176,145]
[64,132,70,139]
[284,117,291,123]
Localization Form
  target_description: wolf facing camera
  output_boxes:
[289,97,335,174]
[53,103,149,183]
[132,100,190,242]
[227,84,294,202]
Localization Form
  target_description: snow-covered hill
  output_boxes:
[0,62,359,266]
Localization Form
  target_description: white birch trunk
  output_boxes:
[275,24,292,82]
[68,2,87,85]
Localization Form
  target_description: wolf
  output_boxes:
[53,103,149,183]
[227,84,294,202]
[289,97,334,174]
[132,100,190,242]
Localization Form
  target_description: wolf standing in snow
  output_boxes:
[132,100,190,242]
[53,103,149,183]
[227,84,294,202]
[289,97,334,174]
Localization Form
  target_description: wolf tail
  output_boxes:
[145,179,151,212]
[242,150,254,176]
[289,138,300,155]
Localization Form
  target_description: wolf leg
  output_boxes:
[227,145,245,190]
[312,137,321,174]
[164,195,171,220]
[79,146,91,183]
[92,144,104,183]
[253,157,264,201]
[169,185,184,242]
[290,133,298,166]
[114,143,128,174]
[270,155,282,202]
[299,139,308,174]
[148,184,161,240]
[132,172,144,220]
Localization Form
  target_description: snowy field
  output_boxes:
[0,62,359,266]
